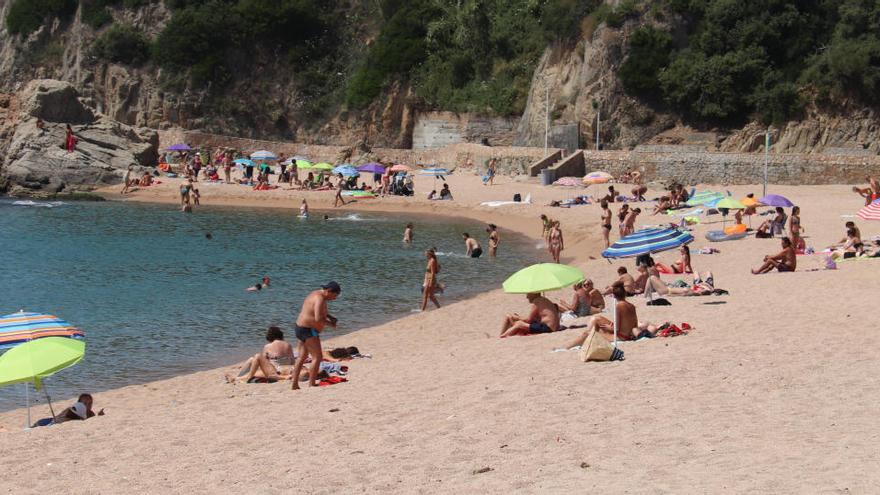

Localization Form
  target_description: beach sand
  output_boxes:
[1,172,879,493]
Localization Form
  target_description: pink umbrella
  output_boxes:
[553,177,582,187]
[857,201,880,221]
[389,164,412,172]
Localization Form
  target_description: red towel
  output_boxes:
[318,376,348,387]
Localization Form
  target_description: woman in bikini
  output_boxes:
[656,245,693,274]
[558,279,605,317]
[421,248,441,311]
[228,327,296,383]
[789,206,803,251]
[548,221,564,263]
[617,204,630,238]
[600,200,612,248]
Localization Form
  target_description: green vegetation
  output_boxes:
[82,0,115,29]
[620,0,880,124]
[348,0,608,114]
[92,24,150,65]
[5,0,76,36]
[153,0,337,88]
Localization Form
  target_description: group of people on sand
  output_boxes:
[499,280,670,344]
[229,281,344,389]
[417,223,502,311]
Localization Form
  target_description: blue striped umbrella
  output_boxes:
[686,191,724,207]
[233,158,255,167]
[0,312,84,350]
[602,227,694,258]
[332,165,360,177]
[420,167,449,176]
[250,150,277,161]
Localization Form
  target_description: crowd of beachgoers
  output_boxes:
[32,139,880,425]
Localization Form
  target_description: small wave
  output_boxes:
[329,214,365,222]
[434,251,466,258]
[12,200,65,208]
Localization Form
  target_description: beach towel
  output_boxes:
[480,193,532,207]
[655,323,691,338]
[318,376,348,386]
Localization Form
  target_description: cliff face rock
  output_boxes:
[514,12,880,155]
[515,25,676,151]
[1,80,158,195]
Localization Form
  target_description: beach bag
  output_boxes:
[513,193,522,202]
[579,329,615,362]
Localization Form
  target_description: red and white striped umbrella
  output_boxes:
[857,201,880,221]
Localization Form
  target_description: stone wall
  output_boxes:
[550,150,585,178]
[158,129,879,185]
[583,150,880,185]
[411,111,518,149]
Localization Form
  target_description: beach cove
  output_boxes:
[1,174,879,493]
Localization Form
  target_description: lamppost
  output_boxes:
[544,82,549,153]
[763,127,773,197]
[592,99,600,150]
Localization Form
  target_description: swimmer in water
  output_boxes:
[246,283,263,292]
[403,223,413,244]
[299,199,309,218]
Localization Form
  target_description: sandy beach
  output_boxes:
[2,172,879,493]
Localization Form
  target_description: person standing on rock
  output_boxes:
[121,165,133,194]
[65,124,77,152]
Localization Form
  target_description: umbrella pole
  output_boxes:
[612,295,618,348]
[25,382,31,429]
[44,383,56,420]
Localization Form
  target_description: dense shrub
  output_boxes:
[82,0,114,29]
[619,26,672,98]
[92,24,150,65]
[5,0,77,36]
[346,1,436,109]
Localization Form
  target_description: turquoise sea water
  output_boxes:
[0,199,539,411]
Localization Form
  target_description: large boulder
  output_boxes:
[2,80,158,194]
[21,79,95,125]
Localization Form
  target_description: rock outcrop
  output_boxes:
[1,79,158,195]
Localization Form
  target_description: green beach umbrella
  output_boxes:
[714,198,746,210]
[502,263,585,294]
[0,337,85,428]
[0,337,85,389]
[686,191,724,207]
[295,159,313,169]
[312,162,334,171]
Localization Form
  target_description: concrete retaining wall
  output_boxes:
[528,150,563,176]
[550,151,585,178]
[583,150,880,185]
[411,111,518,149]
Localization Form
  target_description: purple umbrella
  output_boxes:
[758,194,794,207]
[166,143,192,151]
[357,162,385,174]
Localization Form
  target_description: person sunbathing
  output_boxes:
[558,279,605,317]
[32,393,104,427]
[566,282,659,346]
[831,222,862,248]
[643,271,719,298]
[655,245,693,274]
[831,228,864,259]
[228,327,296,383]
[752,237,797,274]
[499,293,560,337]
[603,266,638,296]
[653,196,672,215]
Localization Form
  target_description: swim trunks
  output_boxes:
[471,247,483,258]
[294,325,319,342]
[603,224,612,230]
[776,263,794,272]
[528,322,552,334]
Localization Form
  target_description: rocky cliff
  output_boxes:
[1,0,879,196]
[0,79,157,195]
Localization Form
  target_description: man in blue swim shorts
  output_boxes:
[291,281,341,389]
